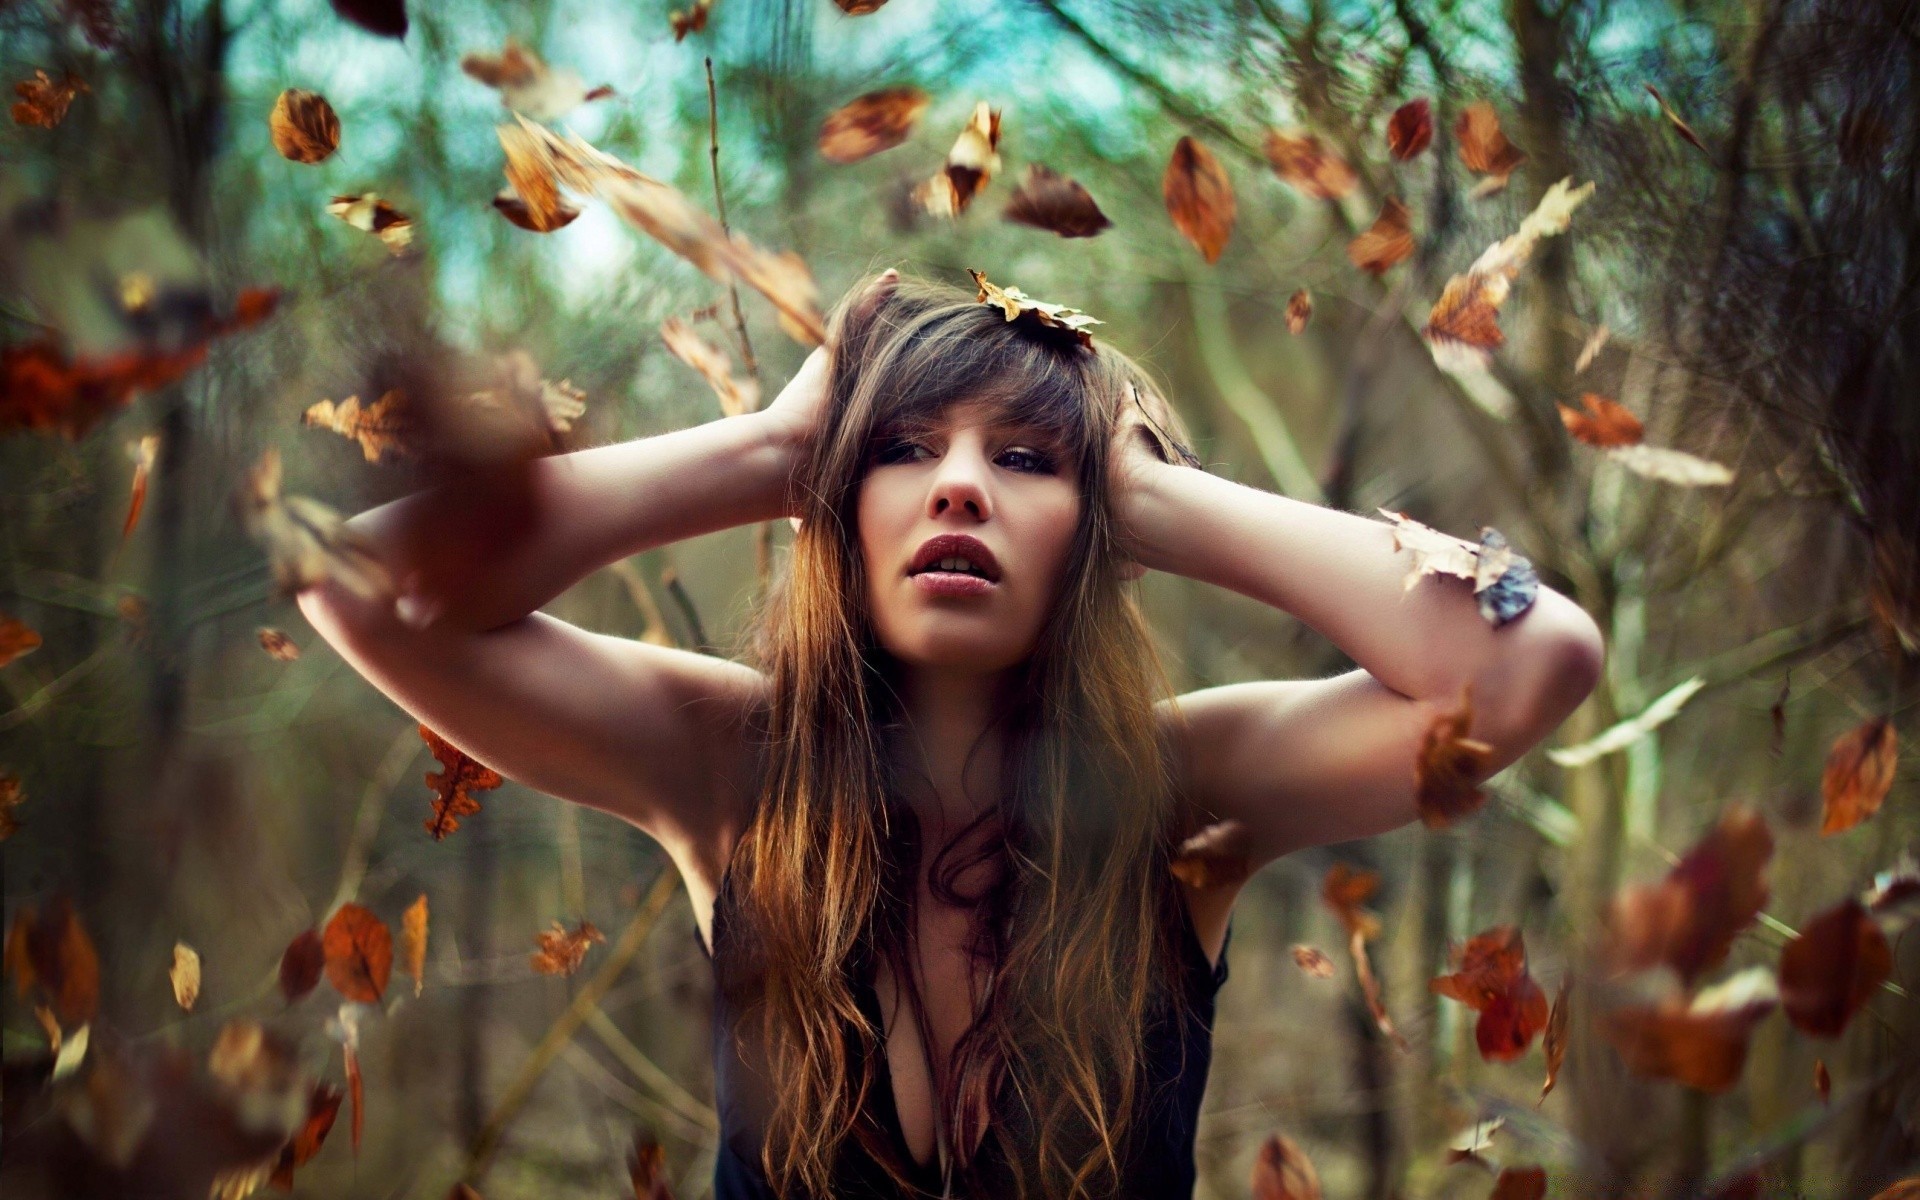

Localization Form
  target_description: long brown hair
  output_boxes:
[726,269,1208,1198]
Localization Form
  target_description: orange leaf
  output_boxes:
[1778,898,1890,1037]
[669,0,711,41]
[1491,1166,1548,1200]
[1429,924,1529,1009]
[1386,98,1433,160]
[1250,1131,1323,1200]
[269,88,340,163]
[629,1128,675,1199]
[421,724,502,840]
[1320,862,1381,940]
[1163,136,1235,264]
[1414,682,1494,828]
[322,903,392,1003]
[818,86,929,164]
[531,919,605,977]
[270,1081,343,1189]
[327,193,414,256]
[1820,715,1898,835]
[344,1039,363,1153]
[1456,102,1526,193]
[12,69,88,128]
[1263,129,1357,199]
[1601,967,1777,1093]
[1557,393,1644,447]
[912,101,1001,218]
[401,893,429,998]
[304,390,418,462]
[1169,819,1252,890]
[1601,805,1773,987]
[1346,195,1414,276]
[0,612,42,668]
[1476,973,1549,1062]
[1002,163,1112,239]
[1285,289,1312,335]
[5,895,100,1028]
[257,627,301,661]
[122,434,159,539]
[279,928,325,1002]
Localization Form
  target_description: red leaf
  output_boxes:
[322,903,393,1003]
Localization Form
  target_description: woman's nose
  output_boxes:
[926,445,991,520]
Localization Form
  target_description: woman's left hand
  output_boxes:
[1108,395,1170,582]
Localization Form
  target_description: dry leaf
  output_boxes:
[401,893,428,998]
[1557,393,1644,448]
[1778,898,1890,1037]
[1428,925,1549,1061]
[1284,288,1312,334]
[1646,83,1708,154]
[1291,945,1334,978]
[1415,683,1494,828]
[269,89,340,163]
[1491,1166,1548,1200]
[170,942,201,1011]
[968,268,1102,347]
[12,69,87,128]
[1820,715,1897,835]
[1601,805,1773,987]
[1347,195,1414,275]
[531,919,606,976]
[279,929,325,1003]
[122,434,159,539]
[1602,443,1735,487]
[270,1082,343,1189]
[331,0,407,37]
[1456,102,1526,193]
[1444,1116,1505,1165]
[670,0,712,40]
[1169,819,1252,890]
[493,184,581,232]
[1386,98,1433,160]
[5,894,101,1028]
[1002,163,1112,238]
[1320,862,1381,940]
[1601,966,1778,1093]
[256,627,301,661]
[911,101,1002,218]
[1377,508,1537,624]
[1422,178,1592,372]
[1263,129,1357,199]
[818,86,929,163]
[629,1129,675,1199]
[834,0,889,10]
[1539,973,1571,1103]
[421,723,502,840]
[1546,676,1705,768]
[661,317,760,418]
[326,193,414,256]
[1163,135,1235,263]
[322,903,392,1004]
[238,448,394,600]
[461,37,613,122]
[1251,1132,1323,1199]
[304,390,416,462]
[53,1021,91,1079]
[0,773,23,841]
[1,612,43,667]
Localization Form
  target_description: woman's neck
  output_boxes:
[887,663,1016,844]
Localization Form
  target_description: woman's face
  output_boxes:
[857,398,1083,674]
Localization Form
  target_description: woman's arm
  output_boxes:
[1116,446,1604,867]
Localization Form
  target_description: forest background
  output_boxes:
[2,0,1918,1198]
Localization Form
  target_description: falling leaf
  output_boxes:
[532,919,606,976]
[1814,1059,1831,1103]
[304,390,417,462]
[121,433,159,539]
[1002,163,1112,238]
[1250,1132,1323,1199]
[257,627,301,661]
[1601,805,1773,987]
[330,0,406,38]
[270,1082,343,1188]
[1285,289,1312,335]
[1769,674,1790,759]
[237,448,394,601]
[1320,862,1381,941]
[967,268,1103,348]
[1539,973,1571,1103]
[1262,129,1357,200]
[1456,102,1526,195]
[493,185,581,232]
[1864,854,1920,936]
[459,348,589,457]
[834,0,889,10]
[402,893,428,998]
[1163,136,1235,264]
[52,1022,91,1079]
[461,37,614,123]
[1574,324,1610,374]
[269,89,340,164]
[1,287,280,439]
[661,317,760,418]
[1491,1167,1548,1200]
[1601,966,1778,1092]
[5,895,101,1028]
[1645,83,1708,154]
[1421,178,1592,372]
[1778,898,1890,1037]
[278,930,324,1003]
[1,612,43,667]
[629,1129,674,1199]
[1414,683,1494,828]
[1387,98,1433,160]
[11,69,87,128]
[322,903,393,1003]
[1601,443,1735,487]
[1291,945,1334,979]
[670,0,712,40]
[327,193,414,256]
[1557,392,1644,448]
[1347,195,1414,275]
[421,723,502,840]
[1820,715,1897,835]
[170,942,201,1011]
[329,1004,366,1152]
[1428,925,1550,1061]
[0,773,23,841]
[1169,819,1252,890]
[1547,676,1705,768]
[911,101,1002,217]
[818,86,929,163]
[1444,1116,1504,1165]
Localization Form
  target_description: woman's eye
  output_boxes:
[873,438,925,464]
[999,448,1054,474]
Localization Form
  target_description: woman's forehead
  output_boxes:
[893,394,1067,437]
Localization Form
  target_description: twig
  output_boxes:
[326,722,423,916]
[0,642,114,733]
[609,559,676,646]
[663,567,713,655]
[581,1004,720,1132]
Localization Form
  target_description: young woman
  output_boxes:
[297,269,1604,1199]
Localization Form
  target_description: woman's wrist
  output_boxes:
[749,408,808,519]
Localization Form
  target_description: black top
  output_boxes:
[695,858,1232,1199]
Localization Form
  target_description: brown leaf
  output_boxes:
[912,101,1002,218]
[278,929,325,1003]
[1814,1058,1831,1103]
[237,448,394,601]
[1290,944,1334,978]
[1490,1166,1548,1200]
[269,1082,343,1189]
[401,893,428,998]
[344,1038,363,1152]
[1421,178,1592,371]
[421,723,502,840]
[1263,129,1357,200]
[1444,1116,1504,1165]
[669,0,712,41]
[493,185,581,232]
[269,89,340,164]
[1386,98,1433,160]
[1162,136,1235,264]
[1,612,43,667]
[1414,683,1494,828]
[1002,163,1112,238]
[170,942,201,1012]
[122,433,159,539]
[1285,289,1312,335]
[834,0,889,10]
[304,390,417,462]
[1557,393,1644,448]
[12,69,87,128]
[629,1129,675,1199]
[531,919,606,977]
[1346,195,1414,276]
[661,317,760,418]
[818,86,929,163]
[1320,862,1381,940]
[1778,898,1890,1037]
[1539,973,1570,1103]
[461,37,613,123]
[1820,715,1898,835]
[327,193,414,256]
[1602,805,1773,987]
[1456,102,1526,193]
[0,772,23,841]
[257,627,301,661]
[967,268,1103,347]
[322,903,392,1003]
[1169,819,1252,890]
[1420,272,1508,369]
[1601,967,1777,1092]
[331,0,407,38]
[6,895,101,1028]
[1645,83,1709,155]
[1428,925,1548,1062]
[1250,1131,1322,1199]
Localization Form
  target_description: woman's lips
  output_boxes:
[912,570,998,598]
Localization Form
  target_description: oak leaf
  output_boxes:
[12,69,87,128]
[532,919,606,977]
[1421,178,1591,372]
[1557,393,1643,448]
[304,390,416,462]
[1163,135,1235,264]
[237,448,394,600]
[1429,926,1550,1062]
[818,86,929,163]
[967,268,1102,347]
[269,89,340,163]
[322,903,392,1003]
[421,723,502,840]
